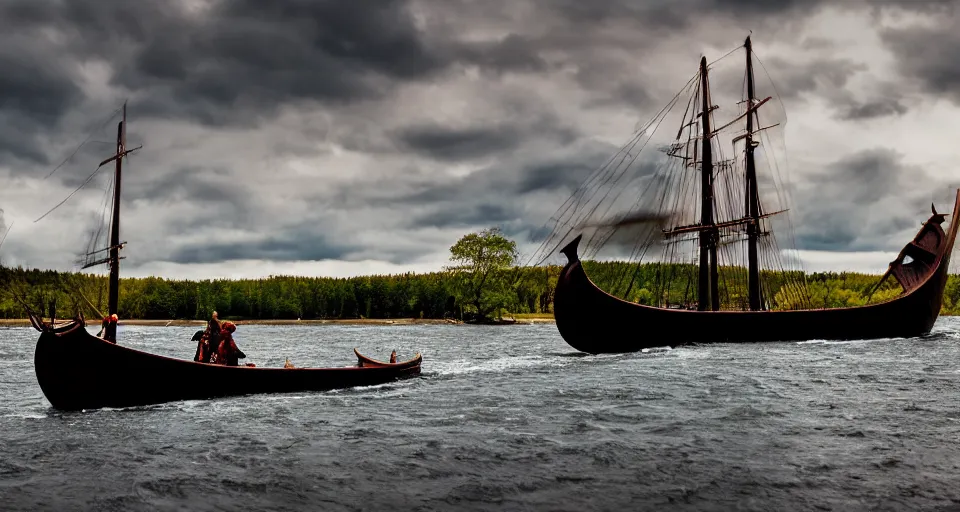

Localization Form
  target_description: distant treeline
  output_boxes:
[3,263,960,319]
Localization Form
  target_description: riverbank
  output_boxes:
[0,315,557,327]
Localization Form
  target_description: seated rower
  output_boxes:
[215,321,246,366]
[390,350,397,363]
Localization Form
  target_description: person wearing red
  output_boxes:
[100,314,119,343]
[215,321,246,366]
[192,329,207,362]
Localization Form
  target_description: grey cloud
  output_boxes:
[169,232,357,265]
[0,0,870,164]
[0,0,447,130]
[800,37,836,50]
[836,99,907,120]
[880,16,960,106]
[756,56,865,102]
[0,53,80,125]
[395,125,523,162]
[403,139,619,203]
[866,0,956,15]
[123,1,445,126]
[125,166,247,206]
[0,0,939,275]
[0,28,84,164]
[422,0,842,111]
[392,114,579,162]
[314,138,626,259]
[793,148,942,252]
[701,48,884,123]
[550,0,833,30]
[517,160,614,195]
[0,113,56,165]
[381,139,661,252]
[734,53,911,121]
[411,203,515,231]
[450,34,551,75]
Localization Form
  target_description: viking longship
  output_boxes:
[31,104,422,411]
[530,37,959,353]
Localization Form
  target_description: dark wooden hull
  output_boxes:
[34,322,422,411]
[354,348,422,369]
[554,191,960,353]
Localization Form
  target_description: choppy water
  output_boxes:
[2,319,960,511]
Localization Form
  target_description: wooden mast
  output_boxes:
[698,56,719,311]
[96,102,140,342]
[744,36,763,310]
[105,104,125,342]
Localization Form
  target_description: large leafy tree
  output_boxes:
[448,227,519,321]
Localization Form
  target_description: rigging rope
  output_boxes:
[43,106,122,180]
[522,41,809,311]
[34,162,111,223]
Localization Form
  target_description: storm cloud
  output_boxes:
[0,0,957,277]
[793,148,949,252]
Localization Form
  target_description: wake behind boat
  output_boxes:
[530,36,960,353]
[29,104,423,410]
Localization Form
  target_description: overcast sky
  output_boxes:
[0,0,959,279]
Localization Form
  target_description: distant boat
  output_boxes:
[533,36,960,353]
[354,348,422,369]
[30,104,422,411]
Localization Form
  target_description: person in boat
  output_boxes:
[191,329,207,362]
[214,321,246,366]
[99,314,119,343]
[390,350,397,363]
[200,311,222,363]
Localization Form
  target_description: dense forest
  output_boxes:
[3,262,960,320]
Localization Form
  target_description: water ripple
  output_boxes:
[1,320,960,510]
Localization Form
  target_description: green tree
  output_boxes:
[447,227,519,321]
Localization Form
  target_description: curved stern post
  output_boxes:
[560,234,583,264]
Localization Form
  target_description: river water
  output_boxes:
[2,319,960,511]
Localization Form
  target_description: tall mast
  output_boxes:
[698,57,720,311]
[105,104,125,342]
[744,36,763,310]
[97,102,140,341]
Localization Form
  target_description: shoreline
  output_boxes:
[0,317,557,327]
